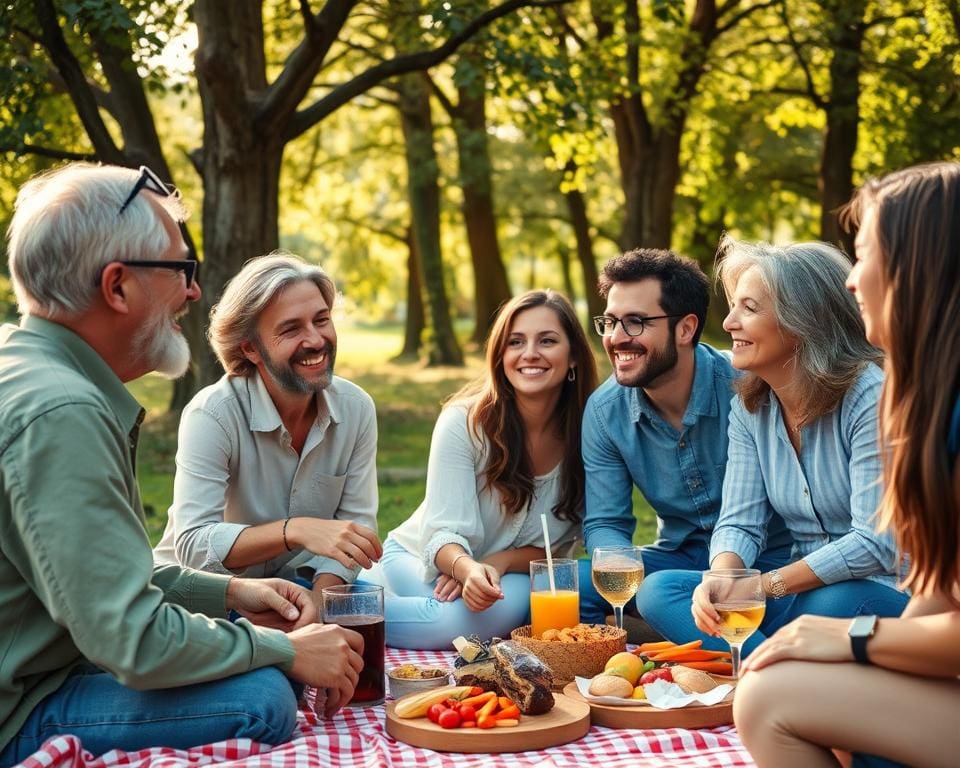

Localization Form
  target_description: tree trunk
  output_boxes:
[564,185,603,321]
[193,0,282,386]
[397,228,426,359]
[455,82,512,343]
[397,73,463,366]
[818,0,866,251]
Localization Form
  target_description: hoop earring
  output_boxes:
[567,367,576,382]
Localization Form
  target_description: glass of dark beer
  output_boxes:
[320,584,385,706]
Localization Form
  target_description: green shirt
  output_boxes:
[0,316,294,751]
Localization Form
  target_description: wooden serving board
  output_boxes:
[562,681,734,730]
[385,693,591,753]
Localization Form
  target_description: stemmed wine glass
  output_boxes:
[701,568,765,679]
[591,546,644,630]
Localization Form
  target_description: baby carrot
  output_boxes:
[459,691,497,708]
[478,694,500,718]
[679,660,734,675]
[494,705,520,721]
[649,649,730,662]
[495,719,520,727]
[645,640,702,658]
[635,640,677,654]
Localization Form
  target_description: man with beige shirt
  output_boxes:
[153,253,382,599]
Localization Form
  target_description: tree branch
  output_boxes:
[255,0,358,136]
[777,0,826,110]
[0,142,96,161]
[287,0,570,140]
[717,0,780,35]
[32,0,126,164]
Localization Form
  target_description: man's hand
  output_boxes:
[226,577,318,630]
[288,623,365,717]
[288,519,383,570]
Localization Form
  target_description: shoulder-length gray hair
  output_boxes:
[208,251,337,376]
[8,162,187,319]
[715,234,882,419]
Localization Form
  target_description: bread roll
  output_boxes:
[588,674,634,698]
[670,665,718,694]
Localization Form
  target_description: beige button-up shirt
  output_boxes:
[154,371,378,583]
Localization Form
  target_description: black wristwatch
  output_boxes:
[848,614,878,664]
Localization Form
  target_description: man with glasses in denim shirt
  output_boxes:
[579,249,792,631]
[0,164,365,763]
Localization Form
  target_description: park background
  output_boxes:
[2,0,958,544]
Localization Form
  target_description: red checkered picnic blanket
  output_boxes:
[12,650,756,768]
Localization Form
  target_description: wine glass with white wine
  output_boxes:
[701,568,765,679]
[591,546,644,630]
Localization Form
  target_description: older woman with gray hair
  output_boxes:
[637,236,908,655]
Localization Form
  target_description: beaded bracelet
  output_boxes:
[282,517,293,552]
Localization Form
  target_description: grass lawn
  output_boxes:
[128,323,659,546]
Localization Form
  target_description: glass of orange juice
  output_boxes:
[529,558,579,638]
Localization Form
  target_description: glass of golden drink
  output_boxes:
[591,546,644,630]
[701,568,765,679]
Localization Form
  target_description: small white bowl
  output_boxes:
[387,666,452,700]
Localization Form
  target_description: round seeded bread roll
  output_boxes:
[588,674,635,698]
[670,665,719,694]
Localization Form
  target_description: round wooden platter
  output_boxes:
[562,680,735,730]
[385,693,591,753]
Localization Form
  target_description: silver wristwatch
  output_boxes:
[766,569,787,600]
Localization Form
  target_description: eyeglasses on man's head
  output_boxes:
[592,313,683,337]
[93,259,200,288]
[118,165,180,216]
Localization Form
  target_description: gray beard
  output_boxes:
[254,336,335,394]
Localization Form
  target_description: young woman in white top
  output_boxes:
[380,289,598,649]
[734,162,960,768]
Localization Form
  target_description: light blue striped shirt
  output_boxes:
[710,364,899,589]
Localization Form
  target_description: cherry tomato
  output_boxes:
[427,703,447,724]
[458,704,477,722]
[438,709,462,729]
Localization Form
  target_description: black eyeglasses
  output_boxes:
[93,259,199,287]
[118,166,179,215]
[593,314,683,337]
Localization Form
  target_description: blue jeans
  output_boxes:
[0,664,298,765]
[578,542,793,626]
[636,569,909,656]
[374,539,531,649]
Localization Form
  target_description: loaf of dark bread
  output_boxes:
[490,640,555,715]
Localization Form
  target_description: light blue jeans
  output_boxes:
[636,569,909,656]
[0,664,298,766]
[578,542,793,626]
[375,539,531,649]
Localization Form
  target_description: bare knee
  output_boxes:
[734,661,808,750]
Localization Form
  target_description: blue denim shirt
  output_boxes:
[710,364,899,589]
[582,344,790,554]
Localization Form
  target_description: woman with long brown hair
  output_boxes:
[378,289,598,649]
[734,162,960,768]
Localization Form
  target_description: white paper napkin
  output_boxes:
[575,676,734,709]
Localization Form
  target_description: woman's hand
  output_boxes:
[460,561,504,612]
[433,573,463,602]
[226,577,318,630]
[691,581,722,637]
[287,519,383,570]
[741,615,853,673]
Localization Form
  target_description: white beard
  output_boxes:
[134,309,191,379]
